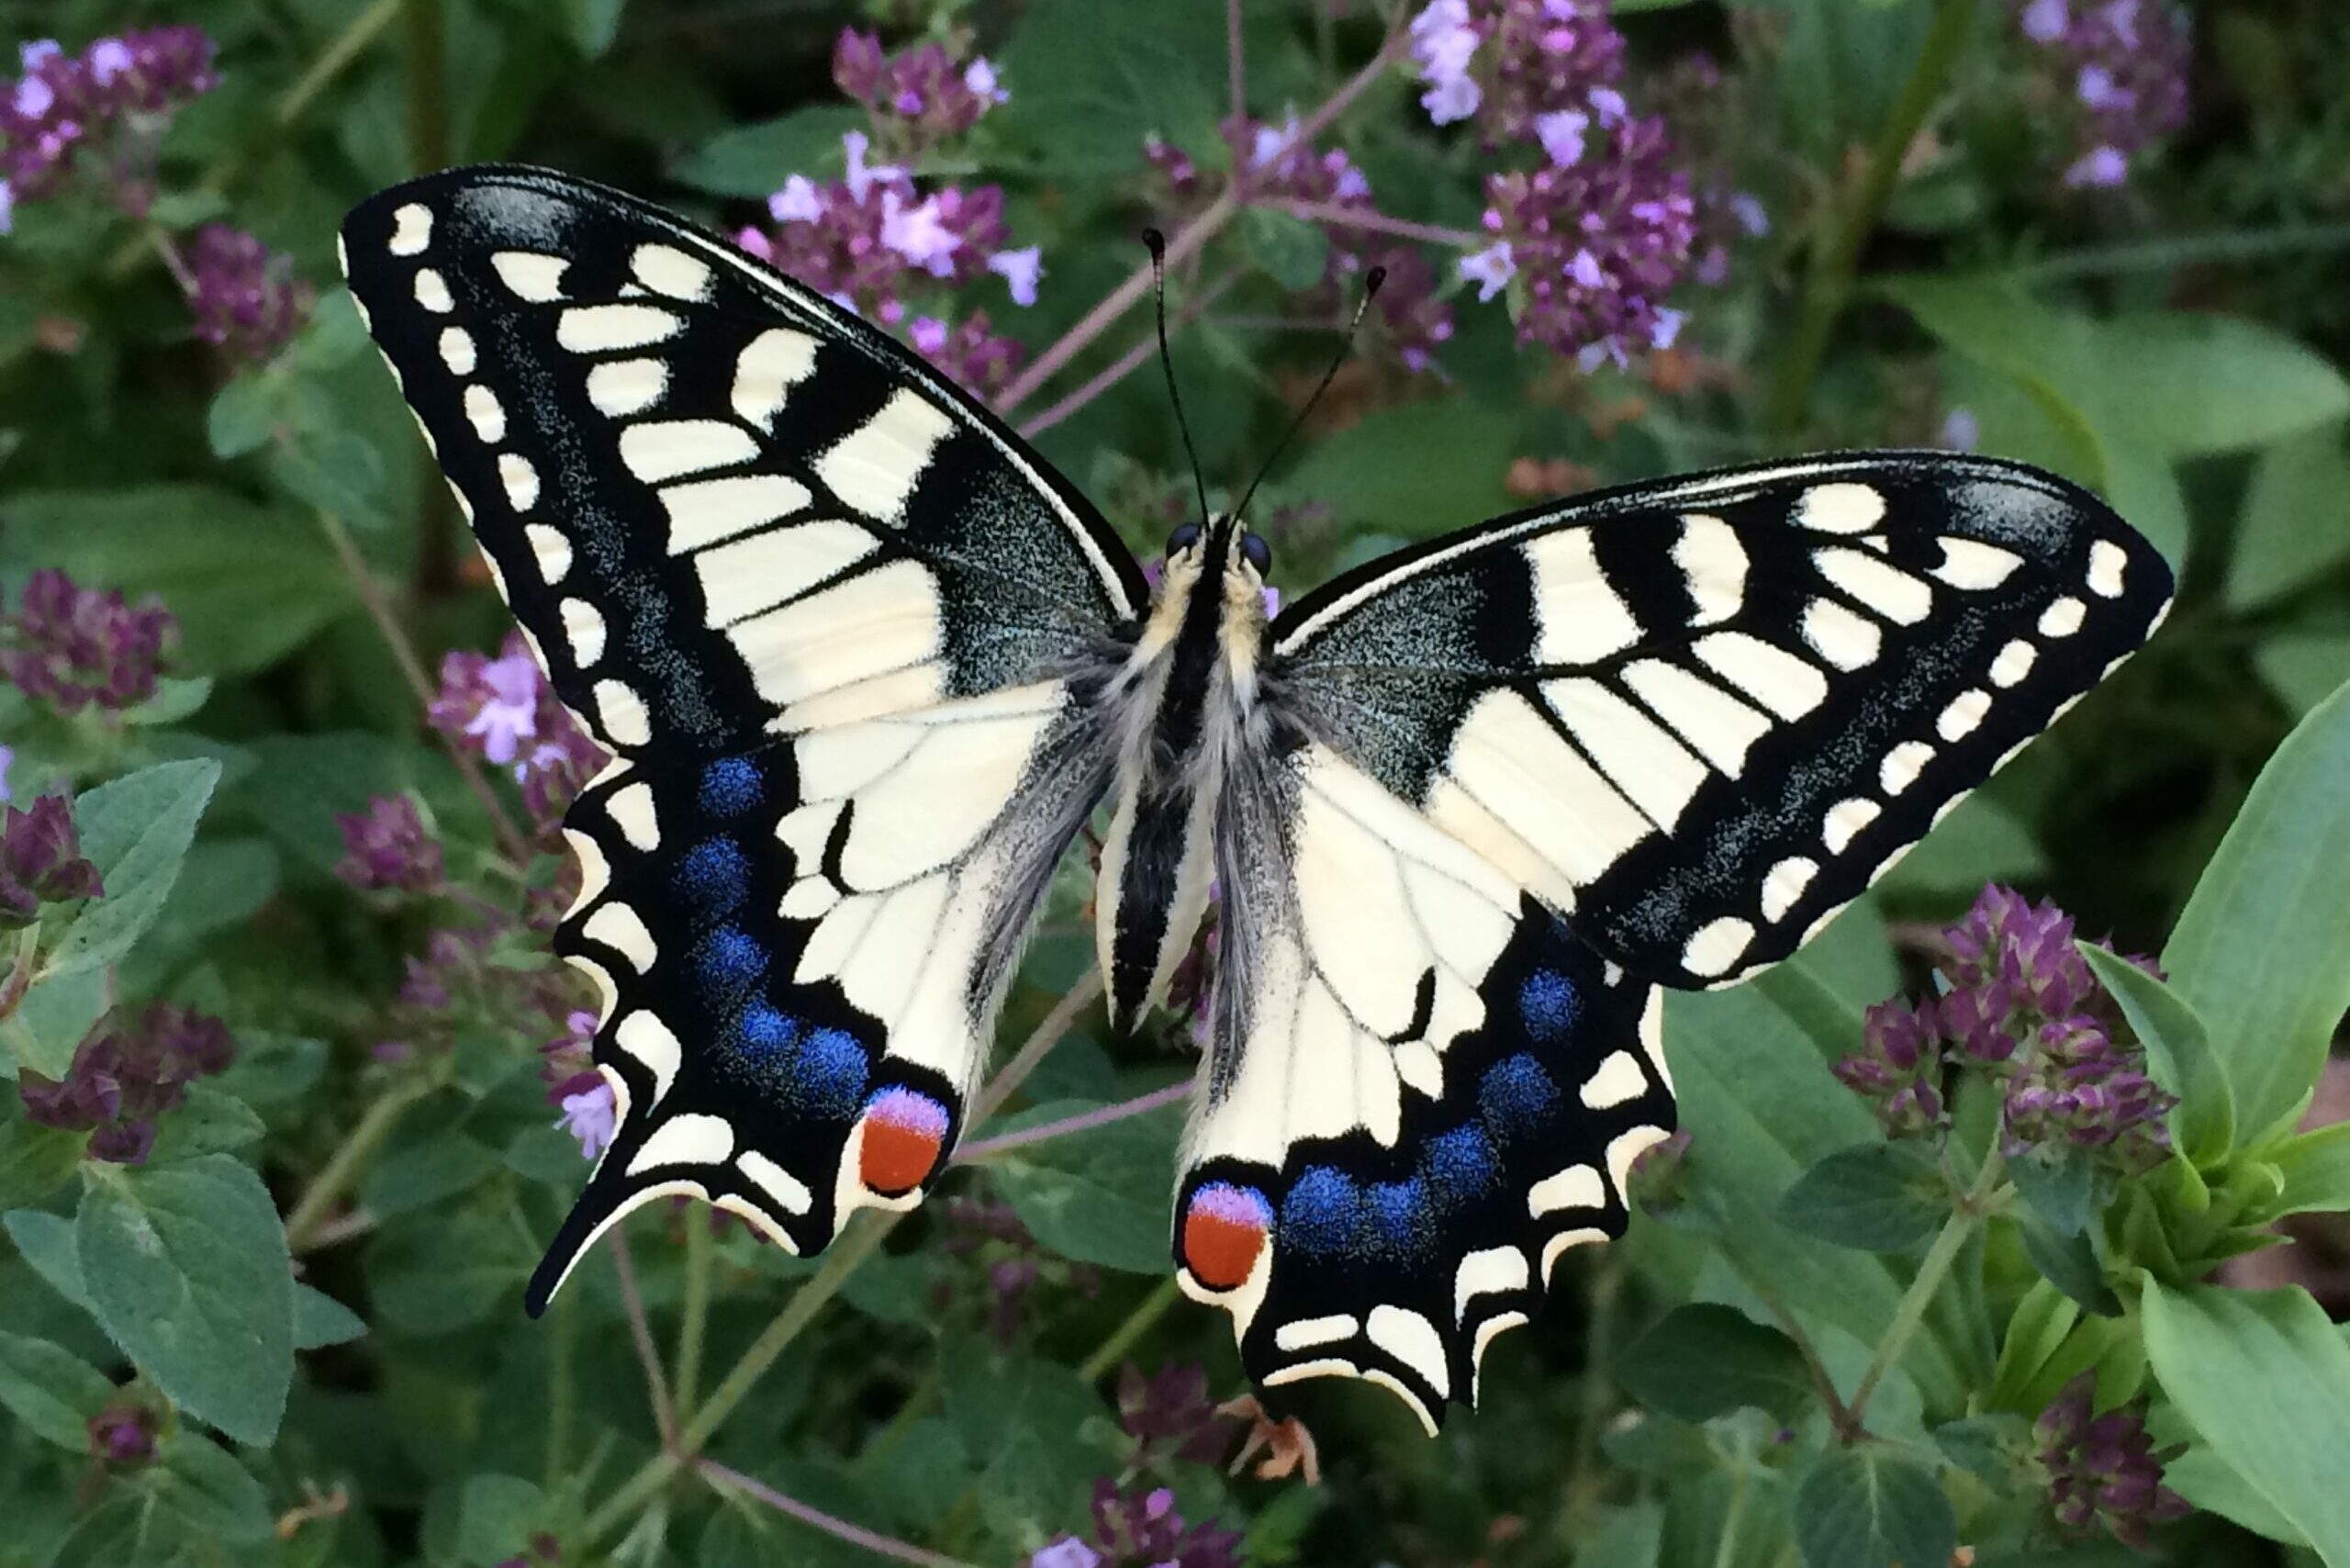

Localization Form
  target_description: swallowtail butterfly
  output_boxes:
[341,167,2171,1432]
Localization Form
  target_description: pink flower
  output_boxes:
[988,245,1043,306]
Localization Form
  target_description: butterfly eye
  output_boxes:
[1167,523,1203,554]
[1239,532,1273,574]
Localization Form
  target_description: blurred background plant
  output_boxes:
[3,1,2350,1566]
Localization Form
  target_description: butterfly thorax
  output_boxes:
[1096,518,1271,1033]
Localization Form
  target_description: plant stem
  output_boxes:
[969,972,1103,1124]
[1227,0,1248,126]
[956,1081,1189,1163]
[1079,1276,1185,1383]
[610,1226,678,1449]
[1839,1152,2007,1440]
[545,1287,576,1489]
[699,1458,987,1568]
[279,0,403,129]
[674,1215,713,1425]
[1015,266,1246,440]
[992,25,1404,415]
[1258,197,1485,249]
[1762,0,1979,435]
[577,970,1106,1549]
[313,509,533,865]
[283,1080,428,1250]
[2000,220,2350,283]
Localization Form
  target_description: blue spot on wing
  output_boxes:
[1480,1052,1561,1145]
[1281,1166,1360,1258]
[739,1004,797,1053]
[1519,969,1580,1042]
[1424,1123,1497,1204]
[792,1027,868,1118]
[1368,1179,1432,1260]
[697,927,767,995]
[699,757,763,817]
[677,838,752,914]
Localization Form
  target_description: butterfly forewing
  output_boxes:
[1269,454,2173,991]
[340,167,1140,1304]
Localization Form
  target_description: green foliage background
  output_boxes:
[3,1,2350,1566]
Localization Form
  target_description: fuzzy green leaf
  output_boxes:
[2143,1282,2350,1562]
[1613,1305,1816,1423]
[75,1153,293,1446]
[1776,1144,1946,1252]
[1793,1447,1957,1568]
[2162,676,2350,1141]
[0,1329,114,1449]
[2078,944,2233,1163]
[50,760,221,980]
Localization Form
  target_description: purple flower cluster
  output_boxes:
[542,1007,615,1160]
[1228,116,1455,372]
[1835,886,2177,1171]
[428,631,609,828]
[334,794,444,895]
[2035,1372,2190,1545]
[0,28,217,226]
[18,1002,235,1165]
[185,224,313,364]
[0,795,102,928]
[1116,1362,1239,1467]
[1414,1,1696,366]
[832,28,1005,154]
[1030,1480,1244,1568]
[910,308,1024,397]
[1,568,174,715]
[938,1194,1100,1342]
[2017,0,2191,189]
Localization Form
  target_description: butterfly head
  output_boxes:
[1164,514,1273,606]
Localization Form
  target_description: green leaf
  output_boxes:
[940,1340,1105,1543]
[6,1207,90,1306]
[993,0,1221,177]
[0,1328,114,1449]
[2008,1150,2097,1238]
[205,376,280,458]
[49,760,221,980]
[1878,792,2044,893]
[1931,1413,2028,1485]
[2143,1282,2350,1562]
[561,0,628,56]
[362,1127,506,1218]
[1775,1144,1946,1253]
[457,1474,547,1566]
[2255,632,2350,720]
[1242,207,1330,290]
[1280,398,1517,537]
[2227,426,2350,611]
[1988,1279,2079,1410]
[0,487,356,676]
[2162,676,2350,1140]
[266,428,393,532]
[143,1084,266,1166]
[0,1115,84,1210]
[2018,1215,2118,1316]
[2091,312,2350,458]
[292,1283,366,1349]
[1792,1447,1958,1568]
[7,966,107,1080]
[153,1432,273,1544]
[365,1199,532,1334]
[988,1095,1182,1273]
[1613,1304,1816,1423]
[2267,1123,2350,1219]
[118,676,214,728]
[2078,944,2233,1163]
[670,106,862,197]
[2164,1442,2310,1547]
[1575,1502,1664,1568]
[75,1153,293,1445]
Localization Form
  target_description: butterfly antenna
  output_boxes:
[1145,229,1214,528]
[1230,264,1387,532]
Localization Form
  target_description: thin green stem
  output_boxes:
[2000,221,2350,283]
[280,0,403,129]
[674,1215,713,1425]
[545,1287,576,1489]
[1712,1456,1751,1568]
[1079,1277,1184,1383]
[1840,1152,2008,1440]
[610,1226,678,1450]
[1763,0,1979,434]
[283,1080,429,1250]
[1714,1249,1852,1433]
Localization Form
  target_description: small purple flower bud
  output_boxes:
[1835,999,1949,1136]
[2023,0,2070,39]
[18,1002,233,1163]
[335,794,443,895]
[2035,1373,2191,1545]
[2064,146,2131,187]
[1116,1361,1240,1466]
[429,633,545,767]
[86,1403,157,1467]
[768,174,822,224]
[988,244,1043,307]
[1030,1543,1102,1568]
[0,794,103,926]
[1460,240,1516,301]
[1942,407,1982,451]
[1534,106,1589,165]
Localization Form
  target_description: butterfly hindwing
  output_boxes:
[338,167,1141,1303]
[1175,741,1673,1431]
[1269,454,2173,991]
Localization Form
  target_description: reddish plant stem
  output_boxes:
[699,1458,986,1568]
[955,1081,1192,1162]
[610,1227,679,1450]
[1259,196,1484,249]
[1015,266,1247,439]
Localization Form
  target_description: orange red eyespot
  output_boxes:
[1181,1182,1272,1291]
[859,1088,949,1195]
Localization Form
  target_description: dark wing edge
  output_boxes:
[1267,452,2173,991]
